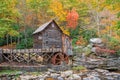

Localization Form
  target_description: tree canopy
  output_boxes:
[0,0,120,51]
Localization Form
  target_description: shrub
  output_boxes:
[72,66,86,71]
[116,50,120,56]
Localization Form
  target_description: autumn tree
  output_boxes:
[50,0,67,21]
[0,0,20,37]
[66,8,79,29]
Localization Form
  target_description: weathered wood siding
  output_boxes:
[62,34,73,55]
[42,22,62,49]
[33,21,62,49]
[33,33,42,48]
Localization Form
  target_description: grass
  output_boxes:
[25,72,41,76]
[0,70,22,76]
[72,66,86,71]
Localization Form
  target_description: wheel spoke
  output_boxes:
[56,58,61,61]
[56,61,61,65]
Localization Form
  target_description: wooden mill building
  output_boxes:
[32,20,73,56]
[0,20,73,65]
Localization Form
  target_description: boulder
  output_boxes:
[90,38,102,44]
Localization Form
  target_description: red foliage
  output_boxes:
[96,47,116,54]
[66,8,79,29]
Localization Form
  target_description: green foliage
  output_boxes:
[116,50,120,56]
[106,0,120,4]
[70,26,80,38]
[117,12,120,18]
[73,46,83,54]
[16,38,33,49]
[107,37,120,49]
[0,0,20,38]
[70,26,80,45]
[0,27,8,38]
[25,72,41,76]
[28,0,50,12]
[72,66,86,71]
[80,29,98,42]
[83,47,92,56]
[0,70,22,76]
[16,28,34,49]
[0,38,6,46]
[116,21,120,29]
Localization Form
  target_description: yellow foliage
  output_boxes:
[111,21,117,25]
[105,5,113,10]
[50,1,67,21]
[60,27,70,36]
[84,17,90,24]
[114,35,120,40]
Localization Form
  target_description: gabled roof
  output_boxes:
[33,20,53,34]
[32,20,70,37]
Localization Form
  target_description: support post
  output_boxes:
[0,48,3,63]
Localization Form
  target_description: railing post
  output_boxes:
[0,48,3,63]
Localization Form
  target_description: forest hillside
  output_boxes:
[0,0,120,55]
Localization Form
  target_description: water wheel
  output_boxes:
[51,52,69,65]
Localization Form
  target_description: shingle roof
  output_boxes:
[33,20,52,34]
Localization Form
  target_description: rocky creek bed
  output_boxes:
[73,54,120,71]
[12,68,120,80]
[1,55,120,80]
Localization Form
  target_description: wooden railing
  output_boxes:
[0,48,62,64]
[2,48,62,53]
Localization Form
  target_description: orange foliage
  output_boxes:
[66,8,79,29]
[76,37,86,45]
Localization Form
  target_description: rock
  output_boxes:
[45,72,51,76]
[50,73,60,79]
[48,69,56,73]
[91,47,97,53]
[87,71,99,77]
[83,77,90,80]
[103,76,114,80]
[61,70,73,77]
[83,76,100,80]
[87,44,93,48]
[57,77,64,80]
[67,74,81,80]
[90,38,102,44]
[95,69,109,74]
[83,47,91,53]
[72,74,81,80]
[73,63,79,67]
[73,57,81,61]
[20,75,39,80]
[105,72,120,79]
